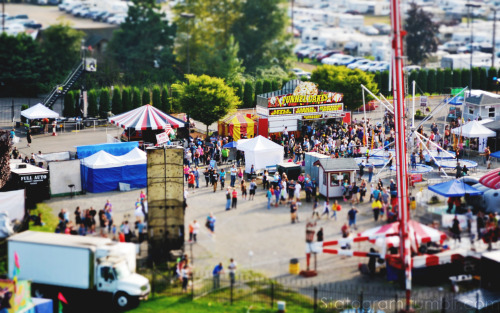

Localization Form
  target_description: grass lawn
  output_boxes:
[29,203,58,233]
[130,295,314,313]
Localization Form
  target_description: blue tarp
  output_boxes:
[76,142,139,159]
[428,179,483,197]
[491,150,500,158]
[223,141,237,148]
[448,96,464,105]
[81,164,146,193]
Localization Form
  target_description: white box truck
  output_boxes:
[8,231,150,311]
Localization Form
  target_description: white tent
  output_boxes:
[237,135,284,173]
[118,147,147,166]
[451,120,496,152]
[20,103,60,119]
[81,150,122,169]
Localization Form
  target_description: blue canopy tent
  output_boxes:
[223,141,238,148]
[76,142,139,159]
[81,148,146,193]
[491,150,500,158]
[428,179,484,197]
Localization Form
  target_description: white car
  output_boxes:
[358,61,379,71]
[369,61,390,72]
[403,65,421,72]
[360,26,379,36]
[336,55,356,66]
[321,53,344,65]
[108,14,127,24]
[347,59,369,69]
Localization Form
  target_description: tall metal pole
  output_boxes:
[493,9,497,68]
[2,0,5,33]
[389,0,411,309]
[466,4,481,96]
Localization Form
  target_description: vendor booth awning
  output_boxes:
[109,104,185,130]
[428,179,484,197]
[237,135,284,173]
[451,120,496,138]
[76,142,139,159]
[218,114,257,141]
[491,150,500,158]
[359,220,447,253]
[21,103,59,119]
[479,168,500,189]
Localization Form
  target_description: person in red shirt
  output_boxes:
[231,188,238,209]
[188,171,195,193]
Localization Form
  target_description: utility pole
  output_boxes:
[493,8,497,68]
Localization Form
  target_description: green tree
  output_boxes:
[479,67,488,91]
[232,81,244,101]
[112,87,122,114]
[443,68,453,91]
[471,67,480,89]
[417,70,428,93]
[108,0,176,84]
[405,3,439,64]
[380,71,389,95]
[243,81,253,107]
[408,70,418,91]
[161,85,171,113]
[373,72,382,92]
[311,66,378,111]
[488,67,498,91]
[427,69,436,94]
[262,79,272,94]
[254,80,263,104]
[231,0,293,73]
[63,91,75,117]
[271,80,279,91]
[40,24,85,84]
[453,69,462,88]
[122,87,132,112]
[0,34,46,96]
[99,88,111,118]
[87,89,98,117]
[132,87,142,108]
[461,69,470,88]
[173,74,240,135]
[152,85,161,108]
[436,69,444,94]
[142,87,151,105]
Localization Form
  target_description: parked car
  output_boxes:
[369,61,390,72]
[457,43,481,54]
[358,61,379,71]
[373,23,391,35]
[296,45,322,60]
[315,50,342,62]
[93,11,109,21]
[108,14,127,24]
[403,65,421,72]
[336,55,356,66]
[360,26,380,36]
[347,59,369,69]
[438,41,465,54]
[321,53,345,65]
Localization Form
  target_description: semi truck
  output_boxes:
[8,231,150,311]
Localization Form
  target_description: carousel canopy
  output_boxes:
[108,104,185,130]
[21,103,60,119]
[428,179,484,197]
[451,120,496,138]
[359,220,447,253]
[479,168,500,189]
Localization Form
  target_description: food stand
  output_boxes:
[314,158,358,198]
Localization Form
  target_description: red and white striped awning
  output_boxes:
[358,220,447,252]
[108,105,186,130]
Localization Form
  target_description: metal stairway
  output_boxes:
[42,60,85,108]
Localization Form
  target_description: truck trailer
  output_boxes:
[8,231,150,311]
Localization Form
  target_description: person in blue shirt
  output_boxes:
[410,152,417,170]
[212,262,224,289]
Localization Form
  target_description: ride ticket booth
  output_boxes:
[255,80,350,138]
[314,158,358,198]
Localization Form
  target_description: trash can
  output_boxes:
[289,258,300,275]
[277,300,286,312]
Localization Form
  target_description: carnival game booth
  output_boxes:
[81,148,147,193]
[109,105,184,145]
[255,80,350,137]
[451,120,496,153]
[20,103,60,134]
[237,135,284,174]
[76,142,139,158]
[314,158,358,198]
[218,114,257,141]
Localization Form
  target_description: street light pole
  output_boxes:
[180,12,195,75]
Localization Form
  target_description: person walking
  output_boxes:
[267,187,273,209]
[348,207,358,230]
[241,180,247,200]
[206,213,216,234]
[219,169,226,190]
[451,215,461,243]
[367,161,374,183]
[225,188,232,211]
[181,264,190,293]
[372,198,382,221]
[331,200,341,220]
[230,165,237,187]
[321,200,330,219]
[249,179,257,200]
[188,171,195,193]
[204,167,210,187]
[192,220,199,243]
[212,170,219,193]
[232,188,238,209]
[290,200,298,223]
[193,167,200,188]
[26,128,32,147]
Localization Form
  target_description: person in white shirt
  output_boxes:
[228,258,237,285]
[192,220,200,242]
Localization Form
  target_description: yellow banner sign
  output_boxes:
[302,114,323,120]
[318,104,343,112]
[294,106,318,114]
[269,108,293,116]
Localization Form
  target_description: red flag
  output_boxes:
[58,292,68,304]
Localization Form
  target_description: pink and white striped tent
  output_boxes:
[108,105,185,130]
[358,220,447,253]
